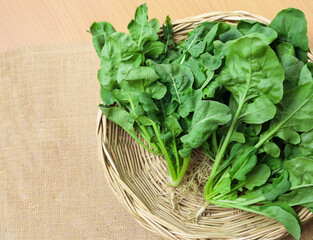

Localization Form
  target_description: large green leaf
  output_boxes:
[217,36,284,106]
[270,8,308,51]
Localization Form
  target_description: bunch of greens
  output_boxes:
[91,5,313,239]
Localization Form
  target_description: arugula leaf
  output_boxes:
[89,21,116,56]
[162,16,176,53]
[128,3,159,47]
[256,82,313,148]
[147,60,194,104]
[263,170,291,201]
[284,157,313,189]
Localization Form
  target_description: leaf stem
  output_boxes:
[168,156,191,187]
[206,97,246,193]
[151,122,177,183]
[172,136,180,174]
[212,131,218,154]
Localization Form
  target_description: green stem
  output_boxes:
[212,131,218,154]
[139,125,161,153]
[133,136,161,155]
[179,54,186,64]
[254,123,282,149]
[205,96,246,194]
[212,195,265,207]
[172,137,180,175]
[168,156,191,187]
[151,122,177,183]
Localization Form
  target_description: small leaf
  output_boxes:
[245,164,271,190]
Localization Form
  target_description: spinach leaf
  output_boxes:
[179,101,231,158]
[270,8,309,51]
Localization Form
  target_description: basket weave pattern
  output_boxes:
[96,11,313,240]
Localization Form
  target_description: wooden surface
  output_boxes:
[1,0,313,51]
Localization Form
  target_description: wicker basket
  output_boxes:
[96,11,313,240]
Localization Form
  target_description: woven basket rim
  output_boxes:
[96,10,313,240]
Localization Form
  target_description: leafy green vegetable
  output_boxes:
[270,8,309,51]
[91,5,313,238]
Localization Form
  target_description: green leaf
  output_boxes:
[213,40,228,59]
[236,20,265,35]
[213,169,231,194]
[124,66,159,84]
[270,8,308,51]
[182,58,206,89]
[239,95,276,124]
[295,47,308,63]
[287,130,313,158]
[275,42,295,61]
[100,87,115,105]
[249,204,301,240]
[179,101,231,158]
[275,128,300,144]
[177,89,202,118]
[262,141,281,158]
[281,55,304,90]
[90,21,116,56]
[127,4,159,47]
[263,170,291,201]
[202,79,220,99]
[284,157,313,189]
[256,82,313,148]
[219,25,243,42]
[180,26,207,58]
[245,24,278,44]
[139,92,158,113]
[165,115,182,137]
[278,187,313,206]
[147,60,194,104]
[143,41,165,58]
[299,62,313,85]
[260,155,283,170]
[229,147,257,181]
[145,82,167,99]
[217,36,284,107]
[201,53,222,71]
[99,105,138,140]
[162,16,176,53]
[99,32,141,89]
[244,164,271,190]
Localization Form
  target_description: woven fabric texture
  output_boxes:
[0,42,311,240]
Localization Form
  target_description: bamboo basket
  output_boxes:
[96,11,313,240]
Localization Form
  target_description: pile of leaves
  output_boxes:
[90,5,313,239]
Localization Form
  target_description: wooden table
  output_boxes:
[1,0,313,51]
[1,1,312,239]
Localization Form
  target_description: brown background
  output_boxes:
[0,0,312,239]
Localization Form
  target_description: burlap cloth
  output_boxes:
[0,42,311,239]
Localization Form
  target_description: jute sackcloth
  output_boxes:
[0,42,311,239]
